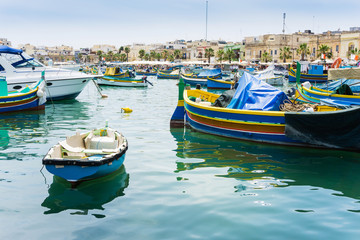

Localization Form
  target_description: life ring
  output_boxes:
[331,58,342,69]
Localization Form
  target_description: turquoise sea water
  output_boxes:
[1,78,360,240]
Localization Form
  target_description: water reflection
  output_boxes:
[41,166,129,217]
[171,127,360,199]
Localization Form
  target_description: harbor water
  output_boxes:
[1,78,360,240]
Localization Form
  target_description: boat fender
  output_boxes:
[302,81,312,89]
[303,107,314,112]
[121,107,133,113]
[37,89,44,97]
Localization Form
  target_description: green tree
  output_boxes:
[168,54,175,62]
[124,47,130,62]
[261,51,272,63]
[144,53,150,61]
[96,50,103,62]
[174,49,181,59]
[216,49,224,63]
[205,48,215,63]
[139,49,145,60]
[279,46,292,63]
[150,51,156,61]
[155,53,161,61]
[77,53,83,63]
[120,53,127,62]
[297,43,310,61]
[317,44,332,59]
[224,49,235,63]
[118,46,124,54]
[107,51,114,61]
[162,50,168,61]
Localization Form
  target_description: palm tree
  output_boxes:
[144,53,150,61]
[118,46,124,54]
[155,53,161,61]
[107,51,114,62]
[162,50,168,61]
[150,51,156,61]
[96,50,103,62]
[168,54,175,62]
[280,47,292,63]
[124,47,130,62]
[119,53,127,62]
[205,48,215,63]
[297,43,310,61]
[139,49,145,60]
[77,53,83,63]
[174,49,181,59]
[317,44,332,59]
[224,49,235,63]
[261,51,272,63]
[216,49,224,63]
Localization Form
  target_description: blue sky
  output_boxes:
[1,0,360,49]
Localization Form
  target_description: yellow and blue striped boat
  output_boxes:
[0,77,46,113]
[288,67,328,83]
[171,73,360,151]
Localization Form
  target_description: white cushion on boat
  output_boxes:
[89,136,117,150]
[59,140,84,153]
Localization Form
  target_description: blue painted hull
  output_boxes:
[45,154,126,182]
[207,79,232,89]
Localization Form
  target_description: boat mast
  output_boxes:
[205,0,208,41]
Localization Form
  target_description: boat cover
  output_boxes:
[198,68,221,77]
[0,45,23,54]
[284,107,360,150]
[227,72,288,111]
[328,68,360,80]
[317,79,360,93]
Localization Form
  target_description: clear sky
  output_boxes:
[1,0,359,49]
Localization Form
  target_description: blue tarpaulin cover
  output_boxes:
[198,68,221,77]
[317,79,360,93]
[227,72,289,111]
[0,46,23,54]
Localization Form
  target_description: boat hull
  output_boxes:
[207,78,233,89]
[288,68,328,83]
[98,76,148,87]
[45,153,126,182]
[181,75,207,86]
[183,89,360,151]
[157,71,179,79]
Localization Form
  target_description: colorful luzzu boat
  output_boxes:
[157,69,179,79]
[98,67,148,87]
[0,76,46,113]
[43,124,128,184]
[295,81,360,106]
[171,71,360,151]
[288,65,328,83]
[180,74,208,86]
[207,78,234,89]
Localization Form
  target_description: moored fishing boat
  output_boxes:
[97,76,149,87]
[207,78,234,89]
[43,124,128,183]
[99,66,149,87]
[180,74,207,86]
[157,69,179,79]
[288,65,328,83]
[171,71,360,151]
[295,81,360,106]
[182,68,222,79]
[0,76,46,113]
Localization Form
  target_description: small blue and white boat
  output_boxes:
[43,124,128,183]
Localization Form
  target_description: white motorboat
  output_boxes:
[0,46,102,100]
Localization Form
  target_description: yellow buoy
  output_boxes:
[121,107,133,113]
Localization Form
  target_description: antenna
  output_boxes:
[282,13,286,34]
[206,1,208,41]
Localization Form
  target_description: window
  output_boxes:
[274,50,277,55]
[271,50,273,55]
[313,48,316,53]
[336,45,339,52]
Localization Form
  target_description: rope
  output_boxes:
[280,99,318,112]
